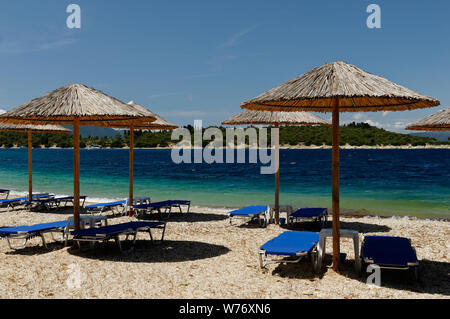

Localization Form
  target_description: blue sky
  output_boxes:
[0,0,449,132]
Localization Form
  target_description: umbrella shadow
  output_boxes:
[338,221,391,233]
[320,254,450,296]
[270,257,323,280]
[4,241,67,256]
[136,211,228,223]
[67,239,230,263]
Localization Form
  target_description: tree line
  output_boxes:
[0,122,447,148]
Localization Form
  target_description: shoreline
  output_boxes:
[4,191,450,222]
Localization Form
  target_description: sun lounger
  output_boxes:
[360,235,420,280]
[71,221,166,252]
[31,195,87,211]
[84,200,127,216]
[133,200,191,219]
[0,189,9,199]
[288,207,328,227]
[229,205,268,227]
[0,197,27,210]
[0,220,74,249]
[258,231,320,270]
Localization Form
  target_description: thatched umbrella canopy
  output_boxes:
[406,108,450,131]
[241,61,440,271]
[0,84,156,230]
[0,123,71,208]
[222,109,330,224]
[108,101,178,216]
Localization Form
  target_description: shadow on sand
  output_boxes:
[67,239,230,263]
[282,220,391,233]
[136,211,228,223]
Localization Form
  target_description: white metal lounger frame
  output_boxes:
[3,227,66,250]
[288,208,328,228]
[73,223,166,253]
[229,209,268,227]
[258,245,319,271]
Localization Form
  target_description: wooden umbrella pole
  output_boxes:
[27,130,32,209]
[331,97,341,271]
[73,118,81,231]
[274,124,280,225]
[129,124,134,217]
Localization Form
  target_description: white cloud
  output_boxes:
[0,109,6,115]
[219,24,259,48]
[352,113,365,120]
[382,111,390,117]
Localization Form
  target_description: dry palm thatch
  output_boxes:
[0,84,156,125]
[406,108,450,131]
[108,101,178,130]
[0,123,71,133]
[222,109,330,126]
[241,62,440,112]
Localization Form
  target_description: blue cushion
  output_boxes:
[362,235,418,267]
[0,220,72,235]
[229,205,268,217]
[71,221,164,237]
[85,200,126,209]
[290,208,327,218]
[260,231,320,256]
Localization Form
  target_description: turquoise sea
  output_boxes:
[0,148,448,219]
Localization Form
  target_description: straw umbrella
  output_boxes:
[240,61,440,270]
[108,101,178,216]
[0,84,156,230]
[222,109,330,224]
[0,123,71,207]
[406,107,450,131]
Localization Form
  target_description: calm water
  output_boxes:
[0,148,448,219]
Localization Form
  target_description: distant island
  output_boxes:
[0,122,449,149]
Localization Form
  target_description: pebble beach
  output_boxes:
[0,203,449,299]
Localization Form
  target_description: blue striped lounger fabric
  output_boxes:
[361,235,419,280]
[229,205,268,227]
[258,231,320,270]
[288,207,328,227]
[0,220,74,249]
[71,221,166,252]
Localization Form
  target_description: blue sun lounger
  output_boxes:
[288,208,328,227]
[133,200,191,219]
[0,197,27,210]
[259,231,320,271]
[71,221,166,252]
[0,220,74,249]
[26,196,87,211]
[229,205,268,227]
[85,200,127,216]
[361,235,420,279]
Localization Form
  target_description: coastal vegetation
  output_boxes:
[0,122,448,148]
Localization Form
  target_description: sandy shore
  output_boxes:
[0,204,449,299]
